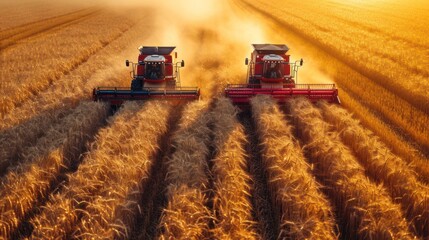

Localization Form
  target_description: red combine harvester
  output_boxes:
[225,44,340,104]
[93,46,199,106]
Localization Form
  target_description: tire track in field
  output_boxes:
[0,7,101,50]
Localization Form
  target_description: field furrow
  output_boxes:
[288,98,414,239]
[72,101,171,239]
[0,0,427,238]
[0,101,107,239]
[251,95,337,239]
[157,101,213,239]
[319,102,429,237]
[30,101,169,239]
[132,103,184,239]
[209,97,259,239]
[239,113,278,239]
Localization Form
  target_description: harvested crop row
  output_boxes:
[0,101,107,239]
[288,98,414,239]
[209,97,259,239]
[30,101,171,239]
[250,95,336,239]
[319,102,429,237]
[157,100,213,239]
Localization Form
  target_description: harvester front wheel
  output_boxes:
[131,79,143,90]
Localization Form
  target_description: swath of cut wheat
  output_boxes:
[251,95,337,239]
[158,100,213,240]
[210,97,259,239]
[319,101,429,237]
[288,98,415,239]
[72,101,171,239]
[30,101,168,238]
[0,101,107,239]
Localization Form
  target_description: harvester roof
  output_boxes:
[138,46,176,55]
[252,44,289,54]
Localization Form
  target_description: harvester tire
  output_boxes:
[131,79,143,90]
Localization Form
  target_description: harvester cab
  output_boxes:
[93,46,199,106]
[225,43,340,104]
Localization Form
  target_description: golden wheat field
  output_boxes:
[0,0,428,239]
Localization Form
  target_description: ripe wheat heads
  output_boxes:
[158,100,213,239]
[288,98,414,239]
[319,101,429,237]
[251,95,337,239]
[210,97,259,239]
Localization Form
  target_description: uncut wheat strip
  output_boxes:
[70,101,171,239]
[158,185,212,240]
[30,101,146,239]
[209,97,259,239]
[319,102,429,237]
[158,100,212,240]
[0,101,107,239]
[250,95,337,239]
[288,98,414,239]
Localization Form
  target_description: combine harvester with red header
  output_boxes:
[225,44,340,104]
[93,46,200,106]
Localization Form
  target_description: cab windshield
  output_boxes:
[263,61,284,79]
[145,62,165,80]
